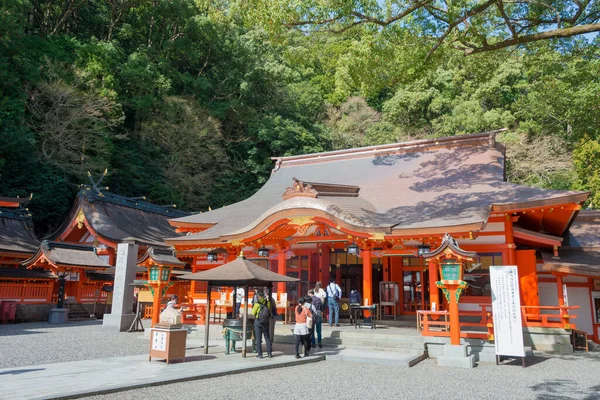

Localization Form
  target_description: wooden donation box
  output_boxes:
[149,325,187,364]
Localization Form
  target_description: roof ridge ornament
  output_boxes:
[282,177,318,200]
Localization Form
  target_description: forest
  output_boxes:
[0,0,599,236]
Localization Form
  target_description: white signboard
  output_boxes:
[152,331,167,351]
[490,265,525,357]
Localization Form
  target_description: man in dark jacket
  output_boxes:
[251,291,273,358]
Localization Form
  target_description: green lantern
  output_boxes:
[439,259,462,281]
[149,266,160,281]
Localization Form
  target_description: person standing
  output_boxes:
[308,289,323,348]
[293,298,311,358]
[315,282,327,304]
[235,287,244,318]
[251,291,273,358]
[327,278,342,327]
[263,286,278,345]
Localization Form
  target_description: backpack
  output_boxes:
[258,300,271,324]
[328,284,340,301]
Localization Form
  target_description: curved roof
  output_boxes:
[22,241,110,270]
[0,205,40,255]
[167,132,588,245]
[49,190,190,247]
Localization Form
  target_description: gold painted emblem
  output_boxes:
[289,216,314,226]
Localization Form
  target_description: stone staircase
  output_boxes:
[183,321,428,367]
[68,304,96,322]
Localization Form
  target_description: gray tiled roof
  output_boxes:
[49,190,190,247]
[22,241,110,269]
[168,132,588,243]
[0,208,40,255]
[562,210,600,250]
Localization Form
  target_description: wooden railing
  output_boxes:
[417,304,579,341]
[0,282,53,304]
[79,285,108,303]
[521,305,578,330]
[417,306,494,340]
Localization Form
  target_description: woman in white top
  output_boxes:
[314,282,327,303]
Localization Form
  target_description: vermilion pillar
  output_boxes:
[320,246,330,284]
[151,282,162,326]
[428,260,439,311]
[277,248,287,294]
[362,248,372,307]
[505,215,516,265]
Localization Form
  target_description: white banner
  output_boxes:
[490,265,525,357]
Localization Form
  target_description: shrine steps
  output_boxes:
[68,304,96,321]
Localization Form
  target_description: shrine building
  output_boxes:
[165,131,600,346]
[0,187,190,321]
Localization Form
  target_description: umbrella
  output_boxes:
[178,257,298,357]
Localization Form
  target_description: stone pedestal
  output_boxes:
[437,344,475,369]
[103,242,139,331]
[48,308,69,324]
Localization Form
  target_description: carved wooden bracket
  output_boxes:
[282,177,318,200]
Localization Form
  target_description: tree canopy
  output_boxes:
[0,0,598,235]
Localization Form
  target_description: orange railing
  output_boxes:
[143,303,207,324]
[521,305,578,330]
[418,304,579,340]
[0,282,53,304]
[417,306,494,340]
[79,285,108,303]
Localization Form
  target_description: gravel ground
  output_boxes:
[0,321,149,368]
[86,353,600,400]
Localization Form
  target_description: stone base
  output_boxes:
[437,344,476,369]
[48,308,69,324]
[103,313,136,332]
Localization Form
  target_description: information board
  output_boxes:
[490,265,525,357]
[152,331,167,351]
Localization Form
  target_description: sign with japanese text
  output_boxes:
[490,265,525,357]
[152,331,167,351]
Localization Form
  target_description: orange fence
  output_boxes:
[143,303,207,325]
[521,305,578,329]
[417,304,579,341]
[79,285,108,303]
[0,281,53,304]
[417,306,493,340]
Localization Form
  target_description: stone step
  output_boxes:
[326,348,427,367]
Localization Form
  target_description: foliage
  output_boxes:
[0,1,599,238]
[573,138,600,209]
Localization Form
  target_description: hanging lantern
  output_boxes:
[207,251,218,262]
[257,247,270,257]
[417,243,431,257]
[347,243,359,255]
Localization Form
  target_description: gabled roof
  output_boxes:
[0,201,40,256]
[167,131,588,245]
[48,189,191,247]
[138,247,185,267]
[22,241,110,270]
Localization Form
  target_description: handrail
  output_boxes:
[417,304,579,340]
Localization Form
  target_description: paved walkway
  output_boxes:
[0,341,325,400]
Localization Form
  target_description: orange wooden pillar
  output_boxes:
[320,246,330,284]
[505,215,517,265]
[151,283,162,326]
[445,283,462,345]
[362,248,372,310]
[428,260,439,311]
[277,247,287,295]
